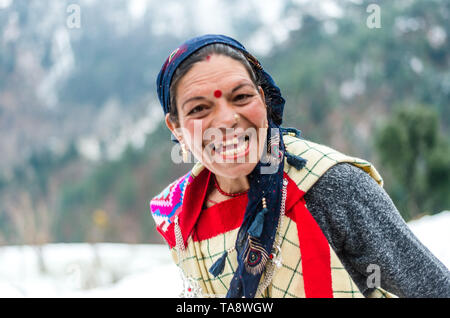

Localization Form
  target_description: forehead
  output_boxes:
[176,54,252,98]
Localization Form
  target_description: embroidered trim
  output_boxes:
[244,237,269,275]
[256,177,288,297]
[150,172,191,231]
[175,215,204,298]
[174,215,185,253]
[179,273,202,298]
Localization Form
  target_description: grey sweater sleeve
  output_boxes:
[303,163,450,298]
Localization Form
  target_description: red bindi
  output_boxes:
[214,90,222,98]
[206,55,211,61]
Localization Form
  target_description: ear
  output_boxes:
[258,86,266,104]
[258,86,269,128]
[165,113,182,142]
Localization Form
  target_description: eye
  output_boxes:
[234,94,253,103]
[188,105,205,115]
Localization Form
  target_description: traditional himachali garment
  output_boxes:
[150,133,396,298]
[152,34,450,298]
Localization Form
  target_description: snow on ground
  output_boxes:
[0,243,182,298]
[407,211,450,270]
[0,211,448,298]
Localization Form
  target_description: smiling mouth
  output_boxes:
[209,135,250,159]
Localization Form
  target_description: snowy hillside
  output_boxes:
[0,211,449,298]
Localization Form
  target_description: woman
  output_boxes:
[150,34,450,298]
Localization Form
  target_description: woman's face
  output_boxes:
[166,54,269,179]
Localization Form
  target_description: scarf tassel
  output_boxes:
[209,250,228,277]
[281,127,302,138]
[248,207,269,238]
[285,151,307,170]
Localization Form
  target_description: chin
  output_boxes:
[212,162,257,179]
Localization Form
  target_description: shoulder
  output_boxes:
[305,163,386,211]
[149,171,192,234]
[303,162,397,252]
[149,162,207,247]
[282,134,383,194]
[314,163,380,192]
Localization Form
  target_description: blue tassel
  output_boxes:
[281,127,302,138]
[209,251,228,277]
[248,208,269,238]
[285,152,307,170]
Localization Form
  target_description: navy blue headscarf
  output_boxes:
[157,34,285,130]
[156,34,305,298]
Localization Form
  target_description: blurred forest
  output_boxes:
[0,0,449,246]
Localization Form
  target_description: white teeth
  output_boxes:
[220,137,239,148]
[221,139,249,157]
[212,135,249,156]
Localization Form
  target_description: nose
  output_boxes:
[213,99,239,130]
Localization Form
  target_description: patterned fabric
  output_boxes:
[149,135,396,298]
[282,135,383,192]
[170,219,366,298]
[150,162,205,244]
[150,172,191,232]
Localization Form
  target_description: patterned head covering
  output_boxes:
[156,34,305,298]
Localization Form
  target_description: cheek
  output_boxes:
[244,100,268,127]
[181,120,209,149]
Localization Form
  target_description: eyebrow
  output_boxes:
[231,82,255,93]
[181,81,255,111]
[182,96,206,111]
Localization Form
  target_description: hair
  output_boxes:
[168,43,280,125]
